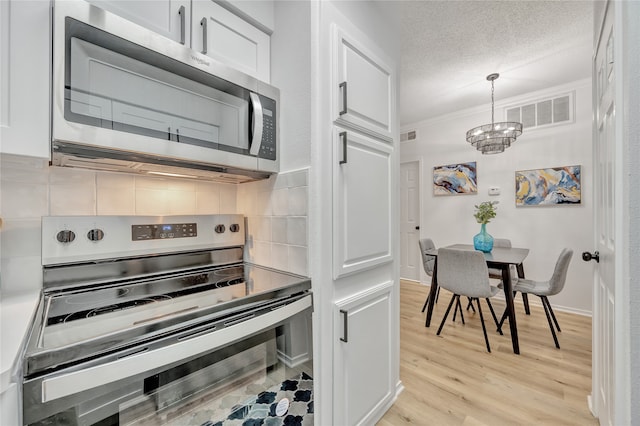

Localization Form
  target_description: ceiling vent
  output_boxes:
[400,130,417,142]
[505,92,574,131]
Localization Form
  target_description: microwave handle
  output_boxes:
[200,18,208,54]
[178,6,185,45]
[249,93,264,156]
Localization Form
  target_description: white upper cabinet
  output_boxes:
[0,0,50,159]
[332,127,393,279]
[333,24,394,141]
[86,0,191,46]
[86,0,271,83]
[192,1,270,82]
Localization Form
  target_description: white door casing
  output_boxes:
[400,161,420,281]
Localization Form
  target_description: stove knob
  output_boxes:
[87,229,105,241]
[215,224,226,234]
[56,230,75,243]
[230,224,240,233]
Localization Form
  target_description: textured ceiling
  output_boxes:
[385,0,594,126]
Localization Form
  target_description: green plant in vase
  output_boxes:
[473,201,498,252]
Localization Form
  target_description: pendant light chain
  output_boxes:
[490,79,495,127]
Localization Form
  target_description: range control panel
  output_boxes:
[42,214,245,265]
[132,223,197,241]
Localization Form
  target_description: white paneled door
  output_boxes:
[590,1,628,424]
[400,161,420,281]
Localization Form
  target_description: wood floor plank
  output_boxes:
[377,280,597,426]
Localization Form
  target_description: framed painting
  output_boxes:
[433,162,477,195]
[515,165,581,206]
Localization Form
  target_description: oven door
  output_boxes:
[23,295,312,426]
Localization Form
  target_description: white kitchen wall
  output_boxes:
[237,168,309,276]
[401,79,593,314]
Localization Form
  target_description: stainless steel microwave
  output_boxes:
[51,1,279,182]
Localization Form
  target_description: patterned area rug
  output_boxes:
[201,372,314,426]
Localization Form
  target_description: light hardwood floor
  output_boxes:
[377,280,597,426]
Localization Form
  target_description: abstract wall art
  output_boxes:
[433,162,477,195]
[515,165,581,206]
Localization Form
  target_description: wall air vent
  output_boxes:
[400,130,417,142]
[505,92,574,131]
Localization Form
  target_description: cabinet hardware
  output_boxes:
[340,309,348,342]
[339,81,348,115]
[201,18,208,54]
[339,131,348,164]
[178,6,185,45]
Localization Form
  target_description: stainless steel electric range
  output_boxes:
[22,215,313,426]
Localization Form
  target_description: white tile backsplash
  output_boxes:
[271,217,288,244]
[0,219,41,258]
[0,157,309,295]
[97,186,136,215]
[287,217,307,246]
[272,188,289,216]
[49,183,96,215]
[288,186,308,216]
[271,243,289,271]
[288,245,308,276]
[0,182,48,219]
[237,168,309,276]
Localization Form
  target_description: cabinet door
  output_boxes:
[333,127,393,279]
[334,282,394,426]
[0,0,50,158]
[333,24,394,141]
[192,1,270,82]
[86,0,191,46]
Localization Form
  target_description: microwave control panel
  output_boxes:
[259,95,276,160]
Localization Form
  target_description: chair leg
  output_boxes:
[542,296,561,332]
[437,294,457,335]
[465,297,476,313]
[476,298,491,353]
[422,283,441,313]
[453,296,465,324]
[540,296,560,349]
[522,292,531,315]
[497,309,507,333]
[485,298,503,335]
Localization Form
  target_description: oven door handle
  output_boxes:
[40,295,312,403]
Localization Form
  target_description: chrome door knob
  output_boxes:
[582,251,600,263]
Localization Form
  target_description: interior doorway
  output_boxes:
[400,161,420,282]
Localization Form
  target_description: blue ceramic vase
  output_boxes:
[473,223,494,252]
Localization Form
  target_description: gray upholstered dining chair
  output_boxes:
[419,238,437,313]
[435,248,502,352]
[503,248,573,349]
[485,238,531,316]
[488,238,514,279]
